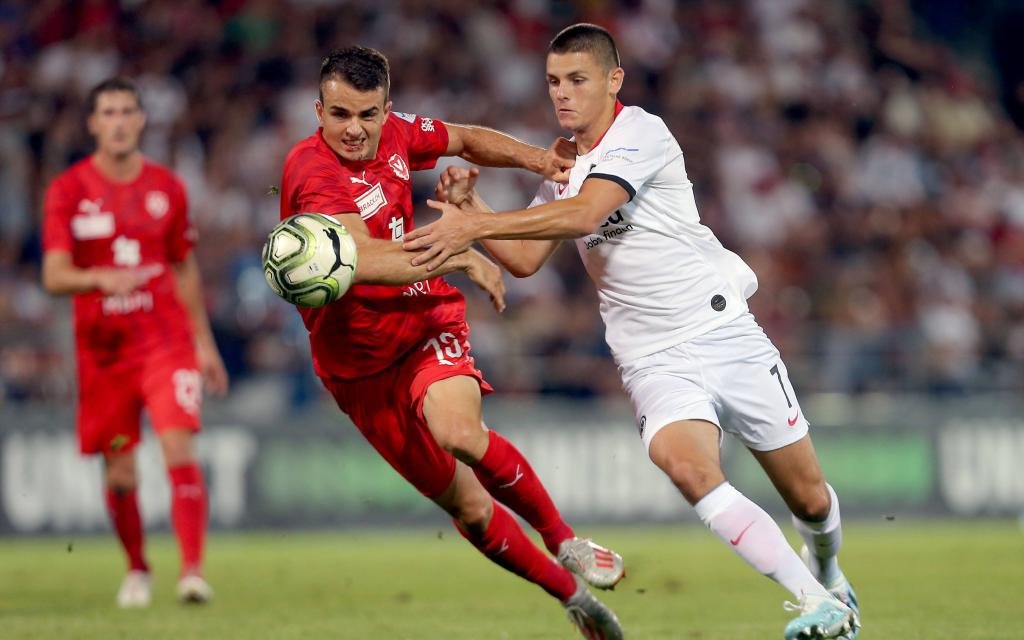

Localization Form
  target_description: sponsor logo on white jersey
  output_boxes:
[388,153,409,180]
[145,191,169,219]
[71,199,115,240]
[355,183,387,220]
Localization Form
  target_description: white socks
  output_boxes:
[791,483,844,587]
[695,482,829,599]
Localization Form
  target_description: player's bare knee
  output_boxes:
[435,419,488,464]
[660,457,724,504]
[104,455,137,490]
[158,428,196,468]
[789,485,831,522]
[450,492,493,533]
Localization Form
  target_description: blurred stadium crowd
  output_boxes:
[2,0,1024,408]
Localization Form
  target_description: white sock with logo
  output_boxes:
[791,483,845,587]
[694,482,829,599]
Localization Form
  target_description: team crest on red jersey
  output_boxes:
[389,154,410,181]
[146,190,169,219]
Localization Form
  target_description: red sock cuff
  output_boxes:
[168,462,203,485]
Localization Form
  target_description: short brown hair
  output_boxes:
[86,77,143,114]
[548,23,620,70]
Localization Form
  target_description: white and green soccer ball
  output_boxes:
[262,213,358,308]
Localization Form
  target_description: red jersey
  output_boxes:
[280,112,466,380]
[42,157,195,358]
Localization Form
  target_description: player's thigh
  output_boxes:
[647,419,727,505]
[619,343,722,452]
[141,345,202,439]
[749,435,830,520]
[697,314,809,452]
[409,324,492,461]
[421,375,488,461]
[323,374,458,500]
[77,358,144,456]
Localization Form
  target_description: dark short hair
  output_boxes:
[87,77,143,114]
[548,23,620,70]
[319,46,390,101]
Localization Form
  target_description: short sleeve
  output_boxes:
[529,180,558,208]
[391,112,449,170]
[286,153,360,218]
[42,175,76,253]
[584,118,670,201]
[166,177,195,262]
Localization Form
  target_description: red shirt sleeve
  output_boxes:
[285,151,360,218]
[166,176,195,263]
[42,174,76,253]
[394,113,449,170]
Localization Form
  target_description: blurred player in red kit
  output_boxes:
[279,47,624,638]
[41,77,228,608]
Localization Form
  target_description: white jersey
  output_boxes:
[530,104,758,363]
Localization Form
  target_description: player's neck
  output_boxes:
[92,150,144,183]
[574,100,621,155]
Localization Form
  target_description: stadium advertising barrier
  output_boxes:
[1,396,1022,534]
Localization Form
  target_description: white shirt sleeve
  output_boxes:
[528,179,558,208]
[585,118,670,201]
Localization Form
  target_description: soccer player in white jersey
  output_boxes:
[404,23,861,640]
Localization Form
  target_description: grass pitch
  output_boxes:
[1,520,1020,639]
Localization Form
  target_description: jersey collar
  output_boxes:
[585,100,624,153]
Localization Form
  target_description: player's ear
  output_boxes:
[609,67,624,94]
[383,100,392,119]
[314,99,325,125]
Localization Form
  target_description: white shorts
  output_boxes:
[619,312,809,452]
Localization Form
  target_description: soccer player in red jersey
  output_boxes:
[279,47,623,638]
[41,78,228,608]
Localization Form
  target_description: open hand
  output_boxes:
[196,339,229,396]
[463,250,506,313]
[436,166,479,206]
[92,265,163,295]
[403,199,480,270]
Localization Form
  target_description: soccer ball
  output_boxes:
[262,213,358,307]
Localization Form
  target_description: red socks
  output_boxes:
[105,487,148,573]
[168,463,207,575]
[456,500,577,602]
[472,430,574,554]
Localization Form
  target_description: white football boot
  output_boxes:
[116,570,152,609]
[557,537,625,590]
[562,575,625,639]
[176,573,213,604]
[799,544,860,638]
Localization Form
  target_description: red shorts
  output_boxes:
[77,342,201,455]
[322,323,493,499]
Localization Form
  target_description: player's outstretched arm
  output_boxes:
[434,167,560,278]
[445,124,576,182]
[404,178,630,271]
[42,250,157,296]
[172,254,229,396]
[335,212,505,312]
